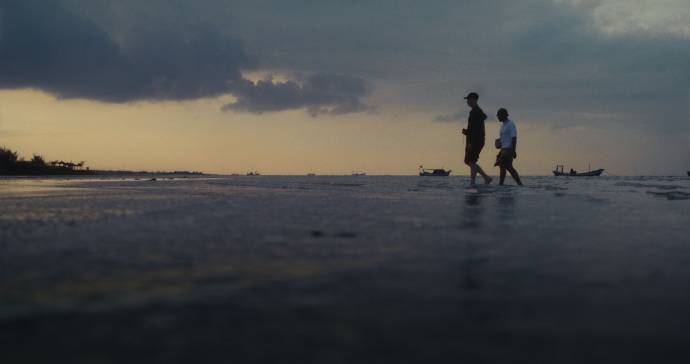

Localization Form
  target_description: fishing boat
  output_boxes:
[419,165,451,177]
[246,171,260,176]
[351,171,366,176]
[553,165,603,177]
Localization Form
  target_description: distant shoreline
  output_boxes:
[0,169,95,177]
[90,170,204,176]
[0,170,205,177]
[2,146,204,177]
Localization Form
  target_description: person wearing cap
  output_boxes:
[495,108,523,186]
[461,92,492,186]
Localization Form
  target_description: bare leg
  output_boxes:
[507,167,523,186]
[499,167,507,185]
[474,164,491,184]
[469,163,477,186]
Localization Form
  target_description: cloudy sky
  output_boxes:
[1,0,688,175]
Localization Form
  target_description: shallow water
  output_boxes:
[1,175,689,363]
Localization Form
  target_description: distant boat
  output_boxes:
[246,171,260,176]
[553,165,603,177]
[419,165,451,177]
[351,171,366,176]
[307,173,316,177]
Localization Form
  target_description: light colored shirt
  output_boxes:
[500,119,517,148]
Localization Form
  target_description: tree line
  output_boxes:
[0,147,93,175]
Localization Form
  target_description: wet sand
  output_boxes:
[1,175,689,363]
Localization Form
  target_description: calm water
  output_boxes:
[1,175,689,363]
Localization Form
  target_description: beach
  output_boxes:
[1,175,689,363]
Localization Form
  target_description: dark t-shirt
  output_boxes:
[467,106,486,145]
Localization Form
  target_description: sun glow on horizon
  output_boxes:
[1,89,686,176]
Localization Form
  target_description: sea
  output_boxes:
[1,175,689,363]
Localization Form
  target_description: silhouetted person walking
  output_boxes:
[495,108,523,186]
[461,92,492,186]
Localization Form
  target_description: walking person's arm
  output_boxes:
[512,137,518,158]
[461,120,470,148]
[464,111,477,138]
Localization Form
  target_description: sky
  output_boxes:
[0,0,688,175]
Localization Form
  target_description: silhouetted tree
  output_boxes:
[1,147,19,163]
[1,147,20,171]
[31,155,47,167]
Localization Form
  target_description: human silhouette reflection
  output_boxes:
[496,192,516,230]
[462,191,485,229]
[458,191,485,293]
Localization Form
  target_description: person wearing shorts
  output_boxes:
[495,108,523,186]
[461,92,492,186]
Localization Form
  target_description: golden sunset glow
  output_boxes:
[2,89,685,175]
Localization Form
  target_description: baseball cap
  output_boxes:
[463,92,479,100]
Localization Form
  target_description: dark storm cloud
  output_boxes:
[163,0,684,131]
[0,0,374,115]
[0,1,255,102]
[1,0,688,126]
[420,0,690,130]
[223,73,373,115]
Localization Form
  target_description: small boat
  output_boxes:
[553,165,603,177]
[307,173,316,177]
[246,171,260,176]
[419,165,451,177]
[351,171,366,176]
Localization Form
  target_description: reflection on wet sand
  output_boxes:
[462,190,485,229]
[0,179,82,195]
[496,191,516,230]
[2,176,690,364]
